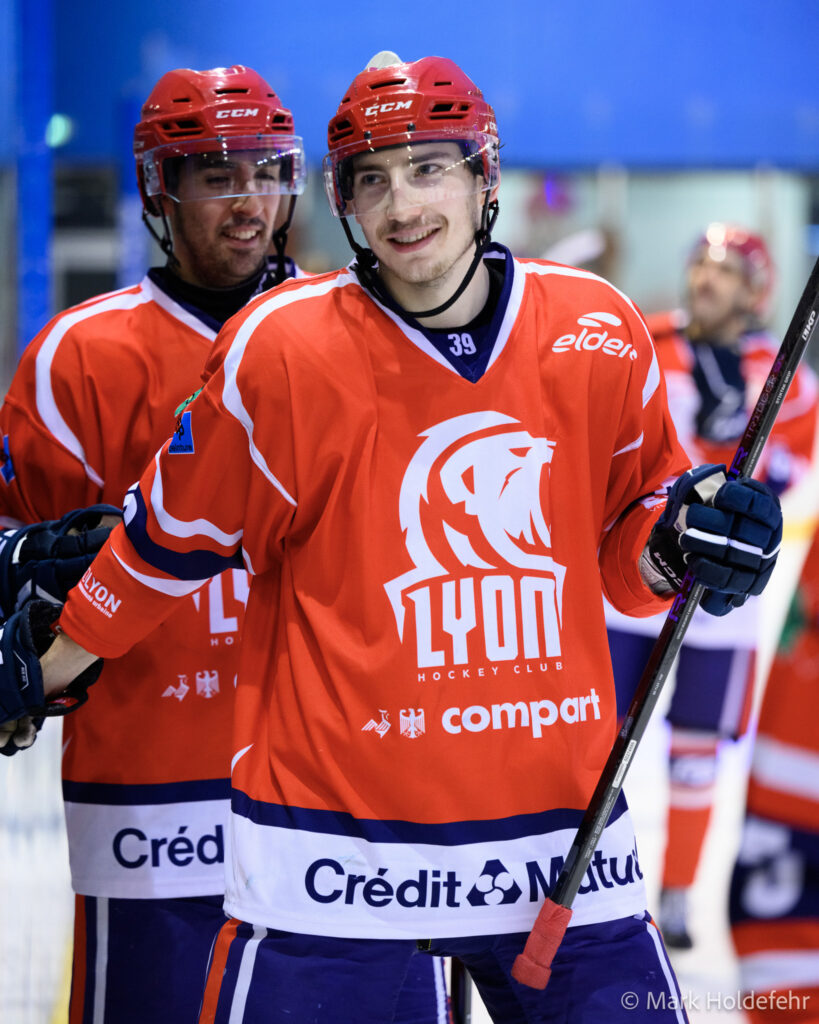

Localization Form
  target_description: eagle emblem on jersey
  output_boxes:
[384,412,567,668]
[399,708,425,738]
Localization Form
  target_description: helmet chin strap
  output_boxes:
[142,205,180,270]
[270,196,297,285]
[342,192,499,320]
[143,196,298,285]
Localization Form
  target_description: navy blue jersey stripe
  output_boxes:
[125,483,243,580]
[63,777,231,805]
[230,788,629,845]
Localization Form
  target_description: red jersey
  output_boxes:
[730,526,819,1000]
[0,271,303,898]
[61,249,689,938]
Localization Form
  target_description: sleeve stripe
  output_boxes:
[111,546,208,597]
[221,272,357,507]
[125,482,243,580]
[751,735,819,803]
[149,452,243,548]
[613,432,644,457]
[34,286,151,486]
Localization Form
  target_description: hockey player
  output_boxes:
[605,225,817,948]
[0,64,444,1023]
[729,524,819,1022]
[4,54,783,1022]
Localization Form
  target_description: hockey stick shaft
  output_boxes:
[450,957,473,1024]
[512,253,819,988]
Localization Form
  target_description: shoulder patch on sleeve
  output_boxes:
[168,410,195,455]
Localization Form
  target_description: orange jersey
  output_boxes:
[61,251,689,938]
[0,273,285,898]
[731,529,819,1008]
[745,530,819,834]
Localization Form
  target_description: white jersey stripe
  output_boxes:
[222,274,359,506]
[150,452,244,548]
[141,276,218,341]
[751,735,819,802]
[739,950,819,992]
[35,286,153,487]
[111,546,208,597]
[613,433,644,457]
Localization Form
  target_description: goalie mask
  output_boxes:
[324,52,501,318]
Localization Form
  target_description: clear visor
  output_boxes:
[142,135,307,202]
[323,130,499,218]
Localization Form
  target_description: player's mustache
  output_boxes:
[381,218,440,237]
[222,217,267,231]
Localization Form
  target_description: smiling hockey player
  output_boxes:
[4,53,782,1023]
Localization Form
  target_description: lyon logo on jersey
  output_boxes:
[384,411,567,673]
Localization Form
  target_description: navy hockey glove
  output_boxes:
[0,504,121,619]
[644,464,782,617]
[0,599,103,730]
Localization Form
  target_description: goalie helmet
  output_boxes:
[134,65,305,216]
[689,223,774,310]
[323,53,499,218]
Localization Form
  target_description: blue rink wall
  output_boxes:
[3,0,818,168]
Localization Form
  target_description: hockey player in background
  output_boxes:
[1,54,785,1022]
[729,522,819,1023]
[605,226,817,949]
[0,65,444,1023]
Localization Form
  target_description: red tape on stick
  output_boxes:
[511,899,573,989]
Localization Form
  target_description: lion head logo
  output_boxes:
[385,411,566,637]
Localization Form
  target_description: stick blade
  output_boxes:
[511,899,573,989]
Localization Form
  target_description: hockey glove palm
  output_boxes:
[0,504,121,619]
[0,599,103,747]
[644,464,782,617]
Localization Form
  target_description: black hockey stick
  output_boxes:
[450,957,473,1024]
[512,253,819,989]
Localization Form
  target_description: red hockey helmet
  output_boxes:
[323,53,500,217]
[134,66,305,215]
[688,223,775,309]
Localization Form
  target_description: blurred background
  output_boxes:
[3,0,819,374]
[2,1,819,1021]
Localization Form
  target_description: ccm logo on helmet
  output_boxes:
[364,101,413,116]
[215,107,260,119]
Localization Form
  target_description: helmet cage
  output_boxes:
[323,128,499,218]
[141,134,306,204]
